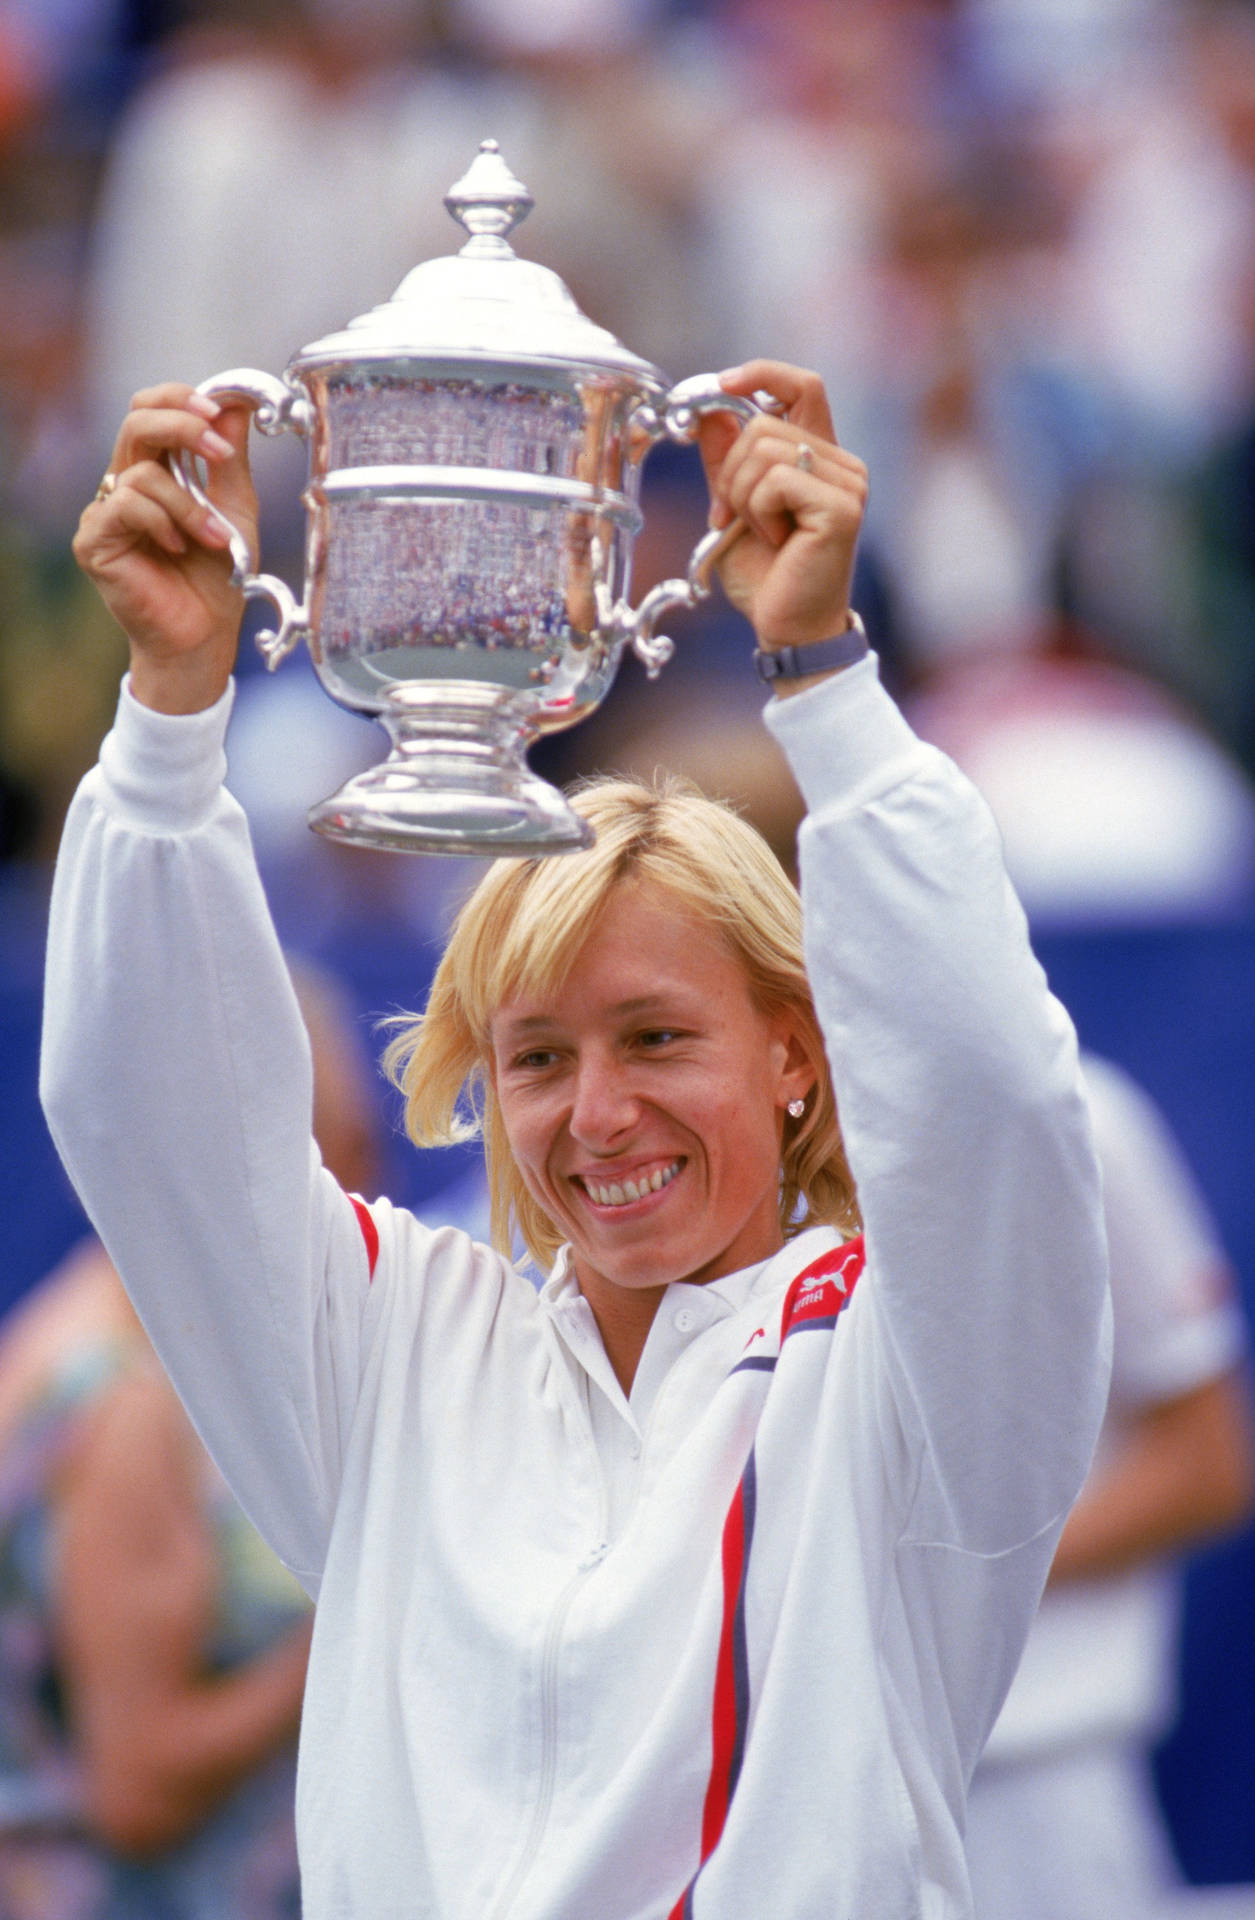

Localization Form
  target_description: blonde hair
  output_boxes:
[383,775,859,1271]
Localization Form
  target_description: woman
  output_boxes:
[44,360,1110,1917]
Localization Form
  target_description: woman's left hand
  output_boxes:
[694,360,868,653]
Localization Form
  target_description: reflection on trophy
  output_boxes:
[176,140,762,856]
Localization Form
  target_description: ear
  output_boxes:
[769,1009,820,1115]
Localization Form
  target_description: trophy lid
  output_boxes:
[294,140,664,383]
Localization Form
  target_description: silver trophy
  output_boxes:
[175,140,765,855]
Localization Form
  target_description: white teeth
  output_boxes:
[585,1160,681,1208]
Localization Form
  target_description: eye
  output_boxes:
[514,1047,561,1071]
[636,1028,681,1050]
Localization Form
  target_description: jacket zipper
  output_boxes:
[485,1540,608,1920]
[488,1393,613,1920]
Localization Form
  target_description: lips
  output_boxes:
[577,1157,683,1209]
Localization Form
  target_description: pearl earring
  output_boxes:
[787,1098,806,1119]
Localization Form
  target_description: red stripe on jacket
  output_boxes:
[349,1195,379,1279]
[669,1236,865,1916]
[702,1474,751,1856]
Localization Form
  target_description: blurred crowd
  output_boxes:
[4,0,1255,868]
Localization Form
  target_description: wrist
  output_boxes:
[753,610,868,699]
[128,646,234,716]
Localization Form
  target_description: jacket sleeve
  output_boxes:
[765,657,1112,1558]
[40,678,387,1590]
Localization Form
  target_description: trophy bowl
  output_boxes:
[175,140,763,856]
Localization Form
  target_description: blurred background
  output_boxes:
[3,0,1255,1898]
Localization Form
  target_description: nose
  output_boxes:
[567,1050,639,1149]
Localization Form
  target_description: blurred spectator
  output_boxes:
[81,0,479,552]
[908,643,1255,924]
[967,1052,1255,1920]
[0,1239,311,1919]
[1023,0,1255,766]
[0,955,381,1918]
[693,0,953,467]
[448,0,716,377]
[0,531,128,867]
[576,693,806,880]
[958,0,1179,114]
[1048,0,1255,461]
[81,0,716,573]
[1183,277,1255,785]
[855,150,1099,682]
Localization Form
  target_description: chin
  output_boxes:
[605,1244,710,1293]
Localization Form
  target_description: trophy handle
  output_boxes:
[610,375,775,678]
[170,369,315,669]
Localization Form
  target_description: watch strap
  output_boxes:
[753,610,868,682]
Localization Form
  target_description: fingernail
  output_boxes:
[709,500,731,530]
[201,515,232,546]
[717,366,745,386]
[199,429,234,459]
[187,393,222,420]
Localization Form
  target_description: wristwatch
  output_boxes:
[753,610,868,682]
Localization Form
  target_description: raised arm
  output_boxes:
[766,659,1109,1555]
[770,699,1109,1571]
[43,392,378,1585]
[691,362,1109,1553]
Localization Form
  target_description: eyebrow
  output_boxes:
[493,992,695,1039]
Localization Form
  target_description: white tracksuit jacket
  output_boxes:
[41,655,1111,1919]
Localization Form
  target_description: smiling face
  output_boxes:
[489,879,816,1336]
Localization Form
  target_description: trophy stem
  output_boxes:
[306,681,592,857]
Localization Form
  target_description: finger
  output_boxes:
[76,485,189,568]
[197,400,257,520]
[128,381,223,421]
[717,427,836,504]
[695,383,832,525]
[90,459,234,556]
[116,457,232,541]
[109,487,199,559]
[693,409,748,524]
[717,360,836,439]
[717,432,865,539]
[742,463,865,538]
[112,404,237,479]
[709,417,864,533]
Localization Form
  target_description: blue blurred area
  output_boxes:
[0,862,89,1311]
[1033,919,1255,1884]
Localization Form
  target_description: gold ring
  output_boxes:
[795,444,815,474]
[94,471,118,502]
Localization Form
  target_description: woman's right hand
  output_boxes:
[72,383,259,714]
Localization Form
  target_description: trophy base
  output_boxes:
[305,683,593,857]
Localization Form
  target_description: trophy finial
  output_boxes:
[444,140,535,257]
